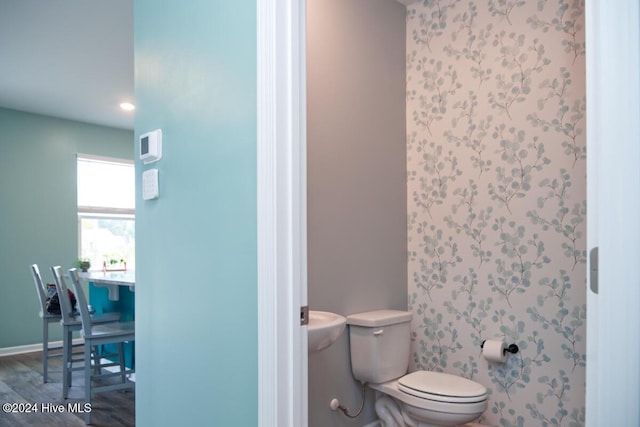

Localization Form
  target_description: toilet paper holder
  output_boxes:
[480,340,519,355]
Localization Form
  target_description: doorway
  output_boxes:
[256,1,640,426]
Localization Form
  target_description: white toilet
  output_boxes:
[347,310,488,427]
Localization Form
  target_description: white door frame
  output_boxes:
[585,1,640,426]
[257,0,308,426]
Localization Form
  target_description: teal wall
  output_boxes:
[0,107,133,348]
[134,1,257,426]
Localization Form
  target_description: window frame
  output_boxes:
[76,154,135,267]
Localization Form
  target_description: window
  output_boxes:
[77,155,135,270]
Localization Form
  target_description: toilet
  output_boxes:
[347,310,488,427]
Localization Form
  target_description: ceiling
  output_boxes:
[0,0,418,132]
[0,0,134,130]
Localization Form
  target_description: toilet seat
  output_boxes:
[398,371,488,404]
[370,377,488,420]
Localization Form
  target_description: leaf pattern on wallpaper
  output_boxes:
[488,32,551,119]
[488,0,526,25]
[412,59,463,135]
[407,0,586,425]
[488,125,551,213]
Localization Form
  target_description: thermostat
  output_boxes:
[140,129,162,164]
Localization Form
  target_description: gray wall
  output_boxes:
[307,0,407,425]
[0,107,133,349]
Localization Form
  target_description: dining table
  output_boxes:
[79,269,135,301]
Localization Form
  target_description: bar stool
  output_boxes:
[68,268,135,424]
[30,264,63,383]
[51,266,122,399]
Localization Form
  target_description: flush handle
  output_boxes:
[373,329,384,336]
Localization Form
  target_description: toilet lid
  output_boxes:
[398,371,487,403]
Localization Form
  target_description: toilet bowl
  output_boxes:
[346,310,488,427]
[370,371,487,427]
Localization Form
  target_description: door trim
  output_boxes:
[586,0,640,425]
[257,0,308,426]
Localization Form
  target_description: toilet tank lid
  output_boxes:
[346,310,412,327]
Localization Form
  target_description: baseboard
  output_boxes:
[0,338,84,357]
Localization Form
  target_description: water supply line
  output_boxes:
[329,382,367,418]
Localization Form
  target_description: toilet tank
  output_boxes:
[346,310,413,384]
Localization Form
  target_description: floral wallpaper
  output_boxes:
[406,1,586,426]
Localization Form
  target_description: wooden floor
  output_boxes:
[0,349,134,426]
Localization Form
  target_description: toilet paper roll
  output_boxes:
[482,339,507,363]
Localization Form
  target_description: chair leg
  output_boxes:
[42,318,49,383]
[84,342,92,425]
[62,328,71,399]
[118,342,126,383]
[92,345,101,376]
[68,335,75,390]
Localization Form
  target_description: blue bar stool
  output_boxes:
[68,268,135,425]
[51,266,121,400]
[30,264,62,383]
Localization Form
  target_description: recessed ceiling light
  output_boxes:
[120,102,135,111]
